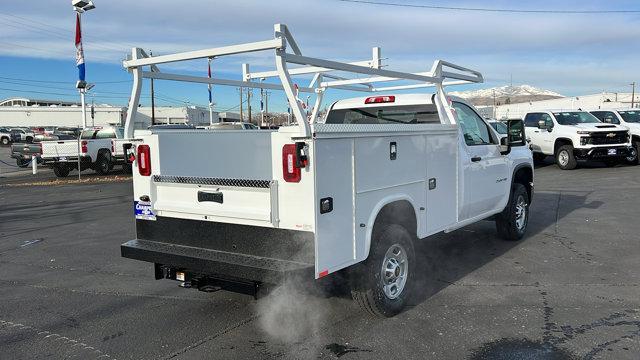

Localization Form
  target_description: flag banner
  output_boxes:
[75,14,85,82]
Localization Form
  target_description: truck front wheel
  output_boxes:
[625,142,639,165]
[496,183,529,241]
[350,224,415,317]
[555,145,577,170]
[53,164,70,178]
[1,137,9,146]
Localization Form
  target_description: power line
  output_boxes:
[337,0,640,13]
[0,76,130,84]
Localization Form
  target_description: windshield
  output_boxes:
[619,111,640,123]
[325,105,439,124]
[490,122,508,134]
[552,112,601,125]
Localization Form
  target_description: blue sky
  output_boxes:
[0,0,638,112]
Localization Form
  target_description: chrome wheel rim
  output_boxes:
[558,150,569,166]
[381,243,408,300]
[515,195,527,231]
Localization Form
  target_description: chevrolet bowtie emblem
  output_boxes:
[606,133,616,138]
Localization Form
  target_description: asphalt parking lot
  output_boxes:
[1,150,639,359]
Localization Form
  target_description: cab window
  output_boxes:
[591,111,618,124]
[96,129,116,139]
[452,102,495,146]
[524,113,542,127]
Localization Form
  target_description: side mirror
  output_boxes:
[537,120,546,129]
[501,119,526,155]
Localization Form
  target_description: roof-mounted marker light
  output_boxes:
[365,96,395,104]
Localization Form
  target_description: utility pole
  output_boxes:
[260,86,264,127]
[239,87,243,121]
[247,88,252,124]
[492,89,496,118]
[265,91,269,126]
[631,82,636,108]
[150,50,155,125]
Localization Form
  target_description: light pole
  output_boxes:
[72,0,95,129]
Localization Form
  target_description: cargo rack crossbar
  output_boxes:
[122,23,483,138]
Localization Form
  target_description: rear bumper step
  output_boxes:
[121,239,313,284]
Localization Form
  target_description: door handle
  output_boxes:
[471,156,482,162]
[533,130,540,133]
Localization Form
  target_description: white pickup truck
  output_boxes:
[524,110,633,169]
[589,109,640,165]
[41,126,127,177]
[119,24,534,317]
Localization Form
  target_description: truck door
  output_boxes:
[524,113,543,152]
[452,102,509,218]
[537,113,556,155]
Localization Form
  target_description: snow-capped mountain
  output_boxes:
[449,85,563,106]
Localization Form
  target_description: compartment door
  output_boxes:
[314,138,355,277]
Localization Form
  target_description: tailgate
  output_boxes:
[142,130,278,226]
[41,140,80,158]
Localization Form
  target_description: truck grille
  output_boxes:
[585,131,628,145]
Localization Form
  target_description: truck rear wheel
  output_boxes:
[555,145,577,170]
[496,183,529,241]
[1,137,9,146]
[16,158,29,168]
[53,164,70,178]
[95,155,111,175]
[350,224,415,317]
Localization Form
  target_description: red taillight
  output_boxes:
[137,144,151,176]
[365,96,395,104]
[81,140,88,154]
[282,144,301,183]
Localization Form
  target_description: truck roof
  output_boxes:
[330,93,475,110]
[331,93,438,110]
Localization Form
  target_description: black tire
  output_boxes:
[532,152,546,163]
[625,142,639,166]
[95,155,111,175]
[555,145,577,170]
[496,183,530,241]
[25,137,33,143]
[16,158,29,168]
[350,224,415,317]
[53,164,70,178]
[1,137,9,146]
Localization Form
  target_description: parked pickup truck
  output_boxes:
[524,110,633,169]
[10,142,43,167]
[40,126,127,177]
[119,27,534,317]
[589,109,640,165]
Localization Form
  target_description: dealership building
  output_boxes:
[0,97,233,129]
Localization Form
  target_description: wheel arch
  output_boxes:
[512,164,533,202]
[554,138,573,154]
[363,196,418,262]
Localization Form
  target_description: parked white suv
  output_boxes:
[590,109,640,165]
[524,110,633,169]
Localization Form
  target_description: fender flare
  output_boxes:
[362,194,419,261]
